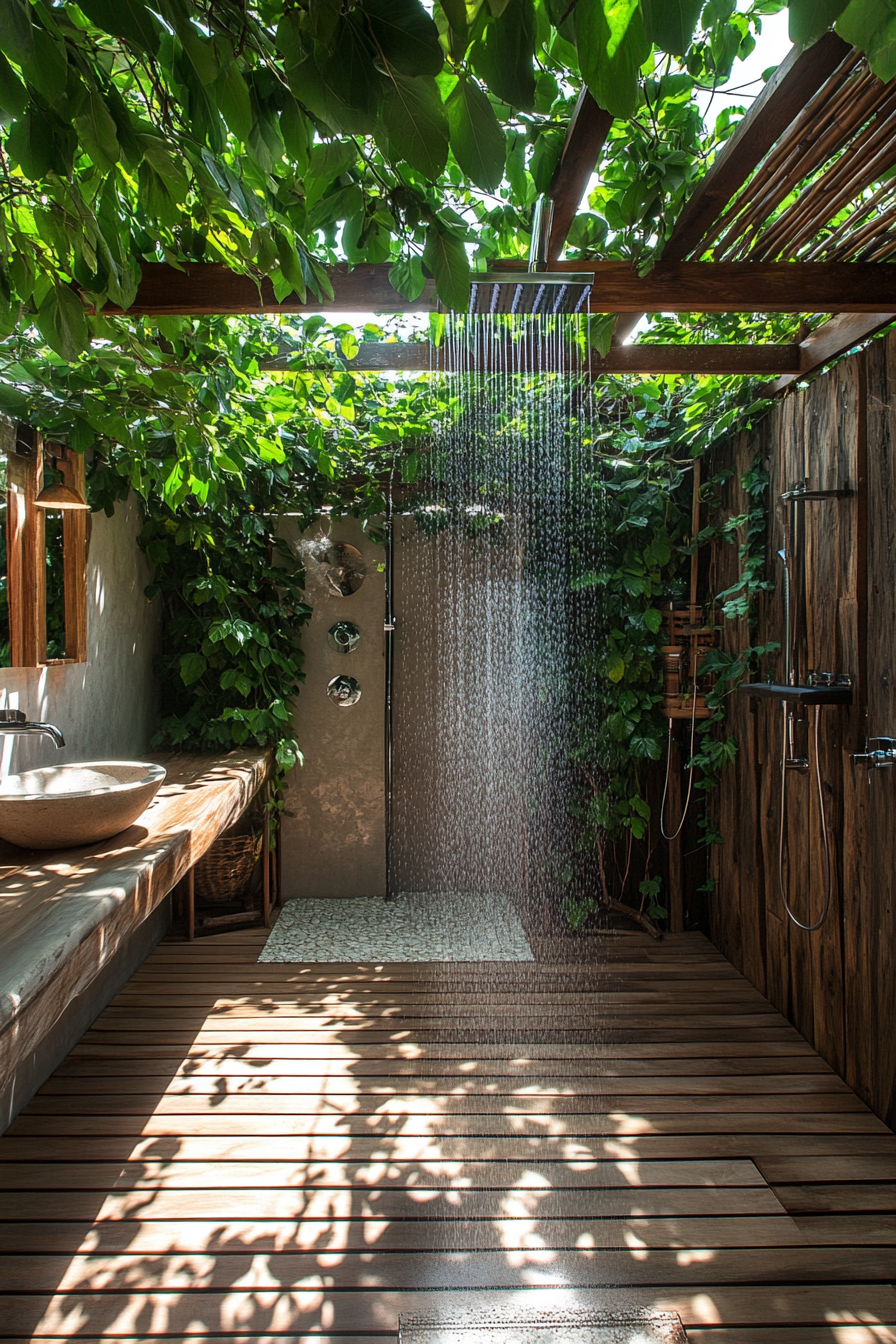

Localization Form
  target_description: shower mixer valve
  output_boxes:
[852,736,896,769]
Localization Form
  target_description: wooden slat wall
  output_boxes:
[707,329,896,1127]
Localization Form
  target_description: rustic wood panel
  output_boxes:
[0,927,892,1340]
[708,328,896,1127]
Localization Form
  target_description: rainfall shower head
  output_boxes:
[464,195,593,315]
[467,272,593,315]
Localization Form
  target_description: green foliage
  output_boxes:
[0,0,891,367]
[0,312,436,805]
[562,372,775,929]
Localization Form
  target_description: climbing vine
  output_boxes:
[562,378,777,930]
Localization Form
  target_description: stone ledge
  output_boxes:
[0,749,270,1110]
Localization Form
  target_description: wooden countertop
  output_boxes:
[0,750,270,1075]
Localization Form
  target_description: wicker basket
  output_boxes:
[194,831,263,906]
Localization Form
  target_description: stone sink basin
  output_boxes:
[0,761,167,850]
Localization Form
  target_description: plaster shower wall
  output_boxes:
[0,491,161,775]
[279,516,386,899]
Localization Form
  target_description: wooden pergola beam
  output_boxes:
[612,30,854,343]
[262,341,802,376]
[547,90,614,261]
[773,311,896,391]
[110,260,896,317]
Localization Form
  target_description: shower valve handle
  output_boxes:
[852,736,896,768]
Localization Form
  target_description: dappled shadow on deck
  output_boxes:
[0,928,895,1340]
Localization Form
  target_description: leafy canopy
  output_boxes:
[1,0,895,359]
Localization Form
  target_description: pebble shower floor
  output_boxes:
[258,891,534,962]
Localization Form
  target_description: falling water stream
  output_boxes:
[391,312,605,935]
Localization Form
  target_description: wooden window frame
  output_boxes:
[5,425,88,668]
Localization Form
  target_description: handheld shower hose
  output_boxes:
[778,703,832,932]
[660,684,699,841]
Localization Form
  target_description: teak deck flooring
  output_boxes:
[0,925,894,1343]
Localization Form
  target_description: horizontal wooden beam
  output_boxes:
[592,344,801,375]
[773,311,896,390]
[109,261,896,317]
[547,90,614,261]
[263,341,802,376]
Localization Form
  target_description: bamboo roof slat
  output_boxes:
[712,71,895,261]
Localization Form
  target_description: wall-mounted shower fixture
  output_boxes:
[327,675,361,708]
[852,736,896,768]
[327,621,361,654]
[741,478,853,933]
[323,544,367,597]
[465,196,593,316]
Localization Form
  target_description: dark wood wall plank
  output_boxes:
[708,329,896,1126]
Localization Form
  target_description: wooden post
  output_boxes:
[690,462,702,613]
[667,735,685,935]
[186,867,195,941]
[262,809,271,928]
[7,427,46,667]
[58,448,88,663]
[6,488,25,666]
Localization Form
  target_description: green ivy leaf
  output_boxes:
[389,253,427,301]
[640,0,702,56]
[5,106,58,179]
[35,283,89,362]
[472,0,537,110]
[0,0,34,66]
[0,50,27,119]
[381,73,449,179]
[837,0,896,82]
[606,649,625,682]
[76,0,162,54]
[422,225,470,311]
[18,27,68,107]
[217,61,253,142]
[589,313,616,358]
[574,0,650,119]
[280,97,310,173]
[642,606,662,634]
[180,652,208,685]
[362,0,444,76]
[73,91,121,172]
[446,75,505,191]
[305,139,358,207]
[315,15,385,128]
[530,126,566,194]
[789,0,849,46]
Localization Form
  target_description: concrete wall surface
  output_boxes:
[279,516,386,898]
[1,492,161,775]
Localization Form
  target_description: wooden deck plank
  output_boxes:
[0,1155,769,1186]
[0,1186,792,1221]
[2,1245,894,1292]
[1,928,892,1343]
[2,1213,893,1254]
[5,1284,896,1337]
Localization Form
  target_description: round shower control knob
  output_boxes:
[327,621,361,654]
[327,675,362,708]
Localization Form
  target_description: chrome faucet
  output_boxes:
[852,736,896,769]
[0,709,66,748]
